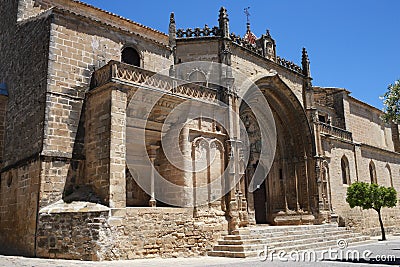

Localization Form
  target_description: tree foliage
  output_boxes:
[382,79,400,123]
[346,182,397,211]
[346,182,397,240]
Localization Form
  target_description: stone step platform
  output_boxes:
[218,232,361,247]
[208,224,372,258]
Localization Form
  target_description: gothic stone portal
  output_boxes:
[241,76,317,226]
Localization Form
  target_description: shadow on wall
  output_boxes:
[61,86,103,205]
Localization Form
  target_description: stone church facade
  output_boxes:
[0,0,399,261]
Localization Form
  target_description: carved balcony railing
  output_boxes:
[91,61,218,103]
[176,25,220,38]
[317,122,353,141]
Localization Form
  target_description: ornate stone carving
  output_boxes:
[176,25,220,38]
[276,56,303,74]
[91,61,218,103]
[318,122,353,141]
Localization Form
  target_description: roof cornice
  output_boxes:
[35,0,168,46]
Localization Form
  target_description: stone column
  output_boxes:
[294,162,301,211]
[226,95,249,230]
[148,144,159,207]
[109,88,127,209]
[353,143,362,182]
[304,155,312,213]
[316,158,324,211]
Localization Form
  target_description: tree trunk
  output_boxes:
[377,209,386,241]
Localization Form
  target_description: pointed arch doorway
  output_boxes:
[240,75,317,226]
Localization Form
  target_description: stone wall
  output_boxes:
[345,96,395,151]
[108,89,127,209]
[2,15,51,166]
[0,0,17,84]
[84,88,112,205]
[0,10,51,257]
[0,159,41,256]
[36,206,228,260]
[176,39,220,63]
[84,86,127,208]
[39,157,80,208]
[175,39,221,89]
[42,10,171,199]
[0,96,8,163]
[313,87,346,129]
[36,202,110,260]
[175,39,305,107]
[323,137,400,234]
[103,208,228,260]
[230,45,304,106]
[43,11,168,158]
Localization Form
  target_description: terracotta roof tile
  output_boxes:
[73,0,167,37]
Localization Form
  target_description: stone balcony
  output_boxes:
[90,61,218,103]
[317,122,353,142]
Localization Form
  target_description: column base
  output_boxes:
[149,199,156,207]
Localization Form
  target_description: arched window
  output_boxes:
[7,173,12,187]
[121,47,140,67]
[369,161,377,184]
[385,164,393,187]
[188,70,207,86]
[341,156,350,185]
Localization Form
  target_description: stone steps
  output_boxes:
[225,229,355,240]
[213,234,366,252]
[273,236,371,252]
[208,224,372,258]
[218,232,359,246]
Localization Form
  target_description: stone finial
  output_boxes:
[302,48,313,91]
[170,12,175,24]
[257,29,276,60]
[219,7,228,21]
[302,47,311,78]
[218,7,230,38]
[169,12,176,49]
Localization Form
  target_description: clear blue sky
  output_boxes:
[83,0,399,109]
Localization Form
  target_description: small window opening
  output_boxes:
[7,174,12,187]
[341,156,350,185]
[188,70,207,86]
[369,161,377,184]
[318,115,326,123]
[122,47,140,67]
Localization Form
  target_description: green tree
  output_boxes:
[382,79,400,123]
[346,182,397,241]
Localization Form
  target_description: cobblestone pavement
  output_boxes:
[1,236,399,267]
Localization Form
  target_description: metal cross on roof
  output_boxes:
[244,7,251,25]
